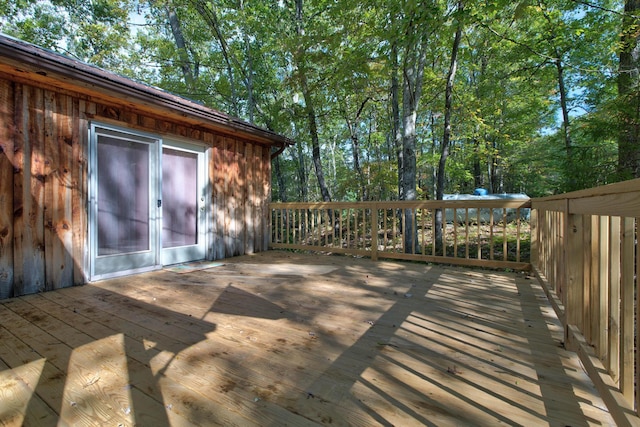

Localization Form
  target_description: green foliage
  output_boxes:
[1,0,629,199]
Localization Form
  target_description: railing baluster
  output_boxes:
[353,207,357,249]
[516,208,521,263]
[421,207,424,255]
[477,208,481,260]
[465,208,470,259]
[620,217,634,405]
[489,208,494,261]
[372,205,378,260]
[584,215,593,344]
[502,209,507,261]
[453,208,458,258]
[608,216,621,384]
[598,216,610,360]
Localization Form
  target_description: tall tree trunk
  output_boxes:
[273,150,287,202]
[618,0,640,179]
[435,0,463,254]
[238,0,255,122]
[400,37,427,253]
[296,139,308,202]
[555,57,576,189]
[244,33,254,122]
[193,0,239,116]
[166,6,196,90]
[391,40,402,200]
[473,136,482,189]
[301,77,331,202]
[430,111,438,198]
[344,98,369,201]
[347,120,365,201]
[555,58,572,154]
[295,0,331,202]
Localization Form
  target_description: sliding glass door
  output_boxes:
[89,125,207,280]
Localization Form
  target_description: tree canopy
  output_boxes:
[1,0,637,200]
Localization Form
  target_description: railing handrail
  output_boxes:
[533,178,640,217]
[534,178,640,201]
[272,199,532,209]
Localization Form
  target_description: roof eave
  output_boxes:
[0,34,295,148]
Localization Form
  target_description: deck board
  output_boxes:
[0,251,614,426]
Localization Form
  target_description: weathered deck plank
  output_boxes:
[0,251,614,426]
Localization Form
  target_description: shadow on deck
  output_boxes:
[0,251,613,426]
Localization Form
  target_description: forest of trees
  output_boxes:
[1,0,638,202]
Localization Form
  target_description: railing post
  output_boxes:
[565,201,584,350]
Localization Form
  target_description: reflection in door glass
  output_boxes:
[97,136,150,255]
[162,148,198,248]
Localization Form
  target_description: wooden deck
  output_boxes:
[0,251,614,426]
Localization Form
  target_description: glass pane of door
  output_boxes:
[162,148,198,248]
[98,136,150,254]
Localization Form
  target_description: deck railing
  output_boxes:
[269,199,532,270]
[531,178,640,426]
[270,181,640,424]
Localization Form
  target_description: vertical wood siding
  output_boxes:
[14,84,46,295]
[0,77,273,299]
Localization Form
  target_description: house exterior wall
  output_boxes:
[0,76,272,299]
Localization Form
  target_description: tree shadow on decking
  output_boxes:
[254,256,611,426]
[2,252,612,426]
[0,279,227,425]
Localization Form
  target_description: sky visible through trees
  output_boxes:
[1,0,638,201]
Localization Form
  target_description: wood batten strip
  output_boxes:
[0,80,14,298]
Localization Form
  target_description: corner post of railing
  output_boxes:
[565,198,584,350]
[371,203,379,261]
